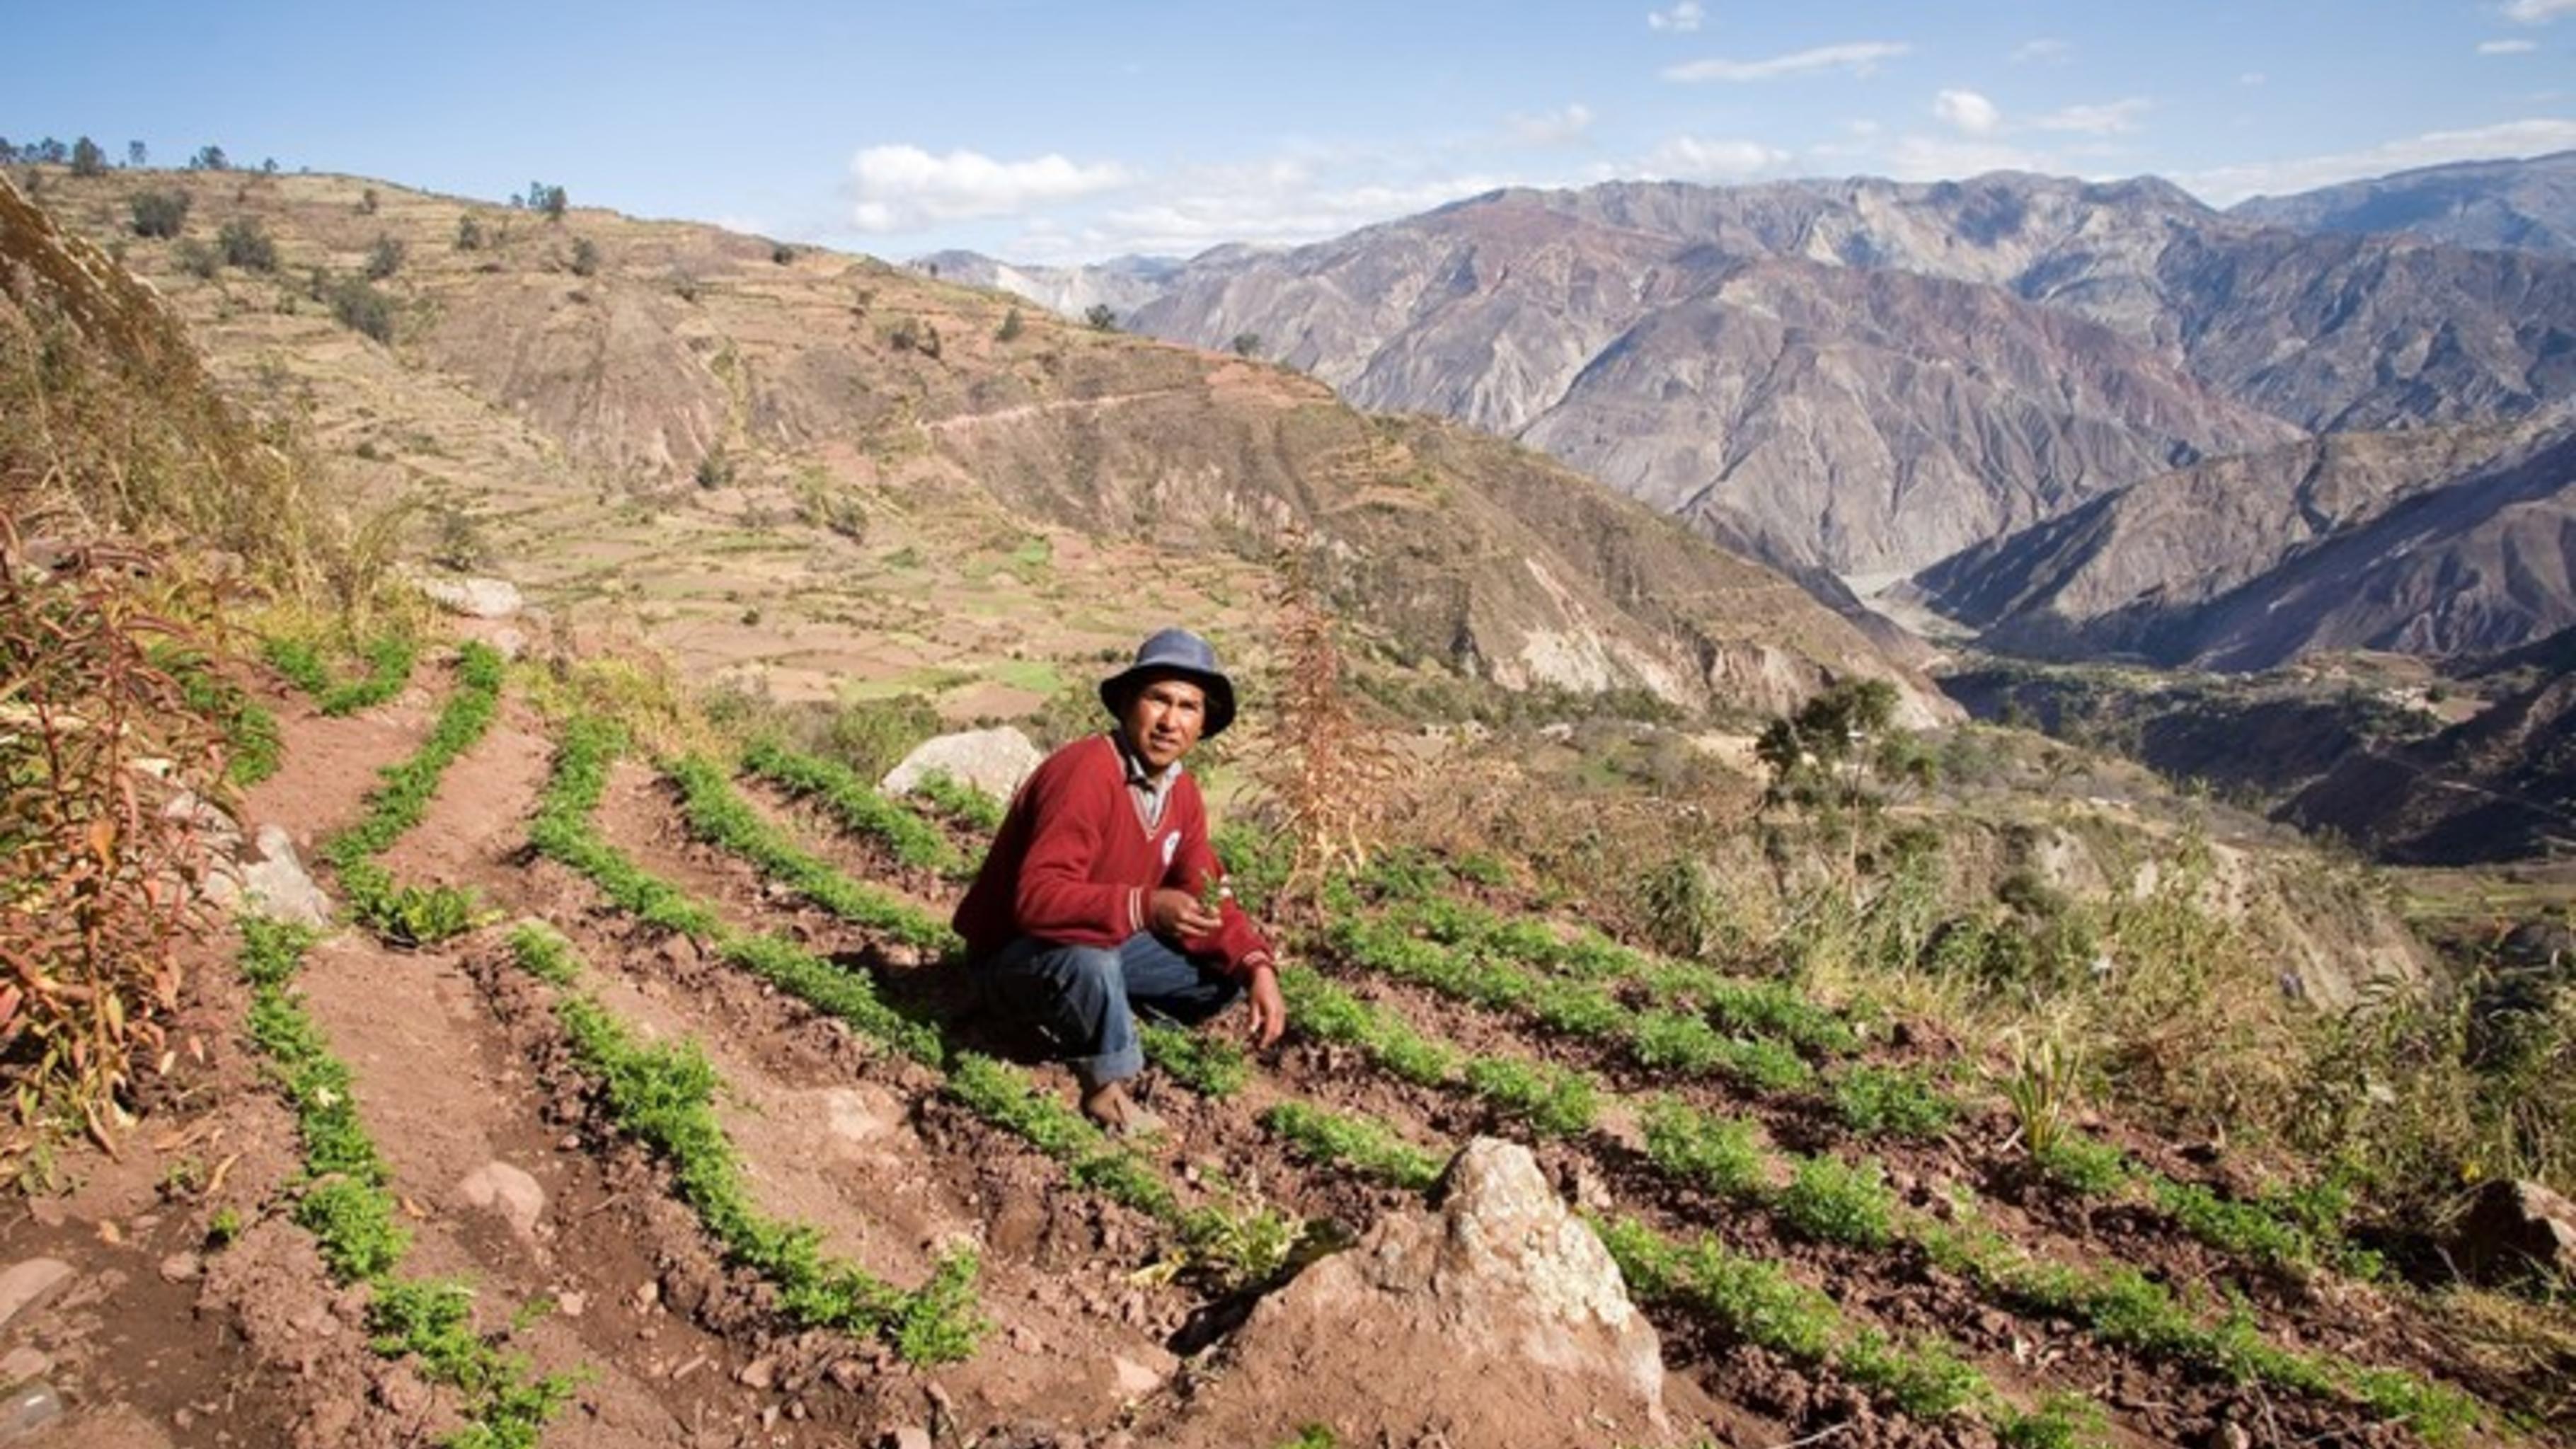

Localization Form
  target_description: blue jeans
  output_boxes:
[982,933,1242,1087]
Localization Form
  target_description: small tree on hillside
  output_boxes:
[216,217,277,272]
[1755,677,1933,884]
[188,144,227,171]
[995,306,1024,342]
[126,140,146,168]
[1083,304,1117,332]
[1230,331,1261,357]
[454,213,483,250]
[69,137,106,177]
[129,189,190,239]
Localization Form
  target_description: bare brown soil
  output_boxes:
[4,659,2555,1449]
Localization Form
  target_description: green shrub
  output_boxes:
[216,217,277,271]
[130,188,190,238]
[330,275,396,343]
[363,234,404,280]
[1833,1066,1959,1139]
[1776,1155,1896,1247]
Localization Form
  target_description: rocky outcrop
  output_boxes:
[1168,1138,1669,1448]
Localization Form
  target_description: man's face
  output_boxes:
[1120,675,1207,773]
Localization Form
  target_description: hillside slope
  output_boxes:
[1907,417,2574,666]
[26,167,1935,721]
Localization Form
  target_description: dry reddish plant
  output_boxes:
[0,524,229,1160]
[1251,530,1403,917]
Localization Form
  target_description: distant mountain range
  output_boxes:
[2229,149,2576,257]
[934,157,2576,666]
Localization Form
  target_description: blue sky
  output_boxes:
[7,1,2572,262]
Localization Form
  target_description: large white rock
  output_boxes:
[204,825,334,928]
[880,727,1042,803]
[416,576,524,620]
[1168,1138,1669,1448]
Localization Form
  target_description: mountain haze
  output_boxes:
[2231,149,2576,257]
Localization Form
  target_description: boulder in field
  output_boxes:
[1166,1137,1669,1448]
[880,727,1042,804]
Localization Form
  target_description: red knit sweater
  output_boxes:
[952,734,1274,976]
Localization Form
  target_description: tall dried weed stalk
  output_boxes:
[0,525,231,1166]
[1,173,385,615]
[1253,531,1401,917]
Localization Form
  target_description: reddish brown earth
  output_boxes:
[0,645,2557,1449]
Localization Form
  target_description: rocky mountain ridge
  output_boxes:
[994,170,2576,611]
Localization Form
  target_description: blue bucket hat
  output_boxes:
[1099,628,1236,739]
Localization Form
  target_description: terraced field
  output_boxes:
[35,628,2555,1449]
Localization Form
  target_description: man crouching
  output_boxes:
[952,628,1289,1133]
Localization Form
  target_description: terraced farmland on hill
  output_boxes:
[42,626,2550,1449]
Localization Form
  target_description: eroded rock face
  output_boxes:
[881,728,1042,803]
[1167,1138,1667,1448]
[415,575,525,620]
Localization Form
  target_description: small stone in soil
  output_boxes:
[557,1291,586,1318]
[882,1427,933,1449]
[737,1357,777,1390]
[158,1252,203,1283]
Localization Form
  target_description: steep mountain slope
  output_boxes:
[2231,149,2576,256]
[1131,180,2301,577]
[1908,418,2560,663]
[2284,660,2576,863]
[27,167,1934,721]
[1111,172,2576,584]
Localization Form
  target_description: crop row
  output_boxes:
[1276,957,2478,1441]
[739,737,966,877]
[661,754,958,950]
[1343,896,2362,1288]
[238,918,577,1448]
[1280,968,1599,1137]
[1379,896,1858,1056]
[530,720,1296,1291]
[263,631,418,717]
[316,642,505,946]
[504,924,987,1361]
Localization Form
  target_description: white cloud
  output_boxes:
[2180,116,2576,203]
[846,145,1131,232]
[1662,41,1911,83]
[1507,103,1597,146]
[2480,37,2541,52]
[2239,71,2267,86]
[2035,98,2151,134]
[1641,135,1795,180]
[2505,0,2576,21]
[1933,88,2003,135]
[1885,134,2042,180]
[1646,1,1703,32]
[2010,37,2070,64]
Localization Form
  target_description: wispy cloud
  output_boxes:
[2505,0,2576,22]
[847,146,1131,232]
[1641,135,1795,180]
[1933,88,2002,135]
[1645,1,1703,33]
[2010,37,2070,64]
[2479,37,2540,52]
[2239,71,2267,86]
[2180,116,2576,203]
[2035,98,2151,134]
[1507,103,1597,146]
[1662,41,1911,83]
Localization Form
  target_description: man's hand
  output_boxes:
[1244,962,1288,1049]
[1147,887,1222,940]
